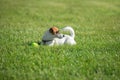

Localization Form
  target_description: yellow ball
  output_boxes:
[31,42,39,47]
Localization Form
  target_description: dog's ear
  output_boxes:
[49,28,54,34]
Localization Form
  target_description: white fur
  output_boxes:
[41,26,76,46]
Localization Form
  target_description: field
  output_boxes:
[0,0,120,80]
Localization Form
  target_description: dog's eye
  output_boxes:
[56,31,59,33]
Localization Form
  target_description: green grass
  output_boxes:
[0,0,120,80]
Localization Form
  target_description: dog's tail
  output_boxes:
[62,26,75,38]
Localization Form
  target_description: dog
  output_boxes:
[40,26,76,46]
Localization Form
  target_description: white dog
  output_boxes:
[40,26,76,46]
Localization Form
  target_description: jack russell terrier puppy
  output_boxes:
[40,26,76,46]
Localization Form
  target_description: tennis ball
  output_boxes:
[31,42,39,47]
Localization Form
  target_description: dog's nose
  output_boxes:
[57,34,64,38]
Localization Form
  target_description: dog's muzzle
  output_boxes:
[56,34,65,39]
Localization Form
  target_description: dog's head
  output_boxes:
[49,27,59,35]
[49,27,64,38]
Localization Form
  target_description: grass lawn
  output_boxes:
[0,0,120,80]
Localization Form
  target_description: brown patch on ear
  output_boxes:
[49,27,59,35]
[49,28,53,34]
